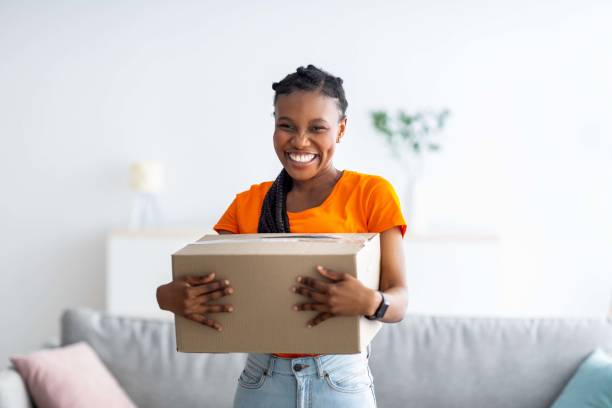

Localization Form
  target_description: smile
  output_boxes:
[287,152,318,164]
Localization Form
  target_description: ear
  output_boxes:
[337,116,347,143]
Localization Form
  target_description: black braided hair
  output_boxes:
[258,65,348,233]
[257,168,293,233]
[271,64,348,119]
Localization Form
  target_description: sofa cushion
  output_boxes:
[60,309,246,408]
[10,342,135,408]
[550,348,612,407]
[369,314,612,408]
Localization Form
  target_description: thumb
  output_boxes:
[184,273,215,286]
[317,265,346,281]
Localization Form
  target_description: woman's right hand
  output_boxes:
[156,272,234,331]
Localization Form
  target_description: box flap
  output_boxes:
[174,233,377,256]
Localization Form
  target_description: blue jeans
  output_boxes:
[232,345,377,408]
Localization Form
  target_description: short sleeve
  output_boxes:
[213,196,239,234]
[365,177,407,238]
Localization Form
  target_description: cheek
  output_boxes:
[272,131,285,149]
[273,132,289,158]
[320,132,337,153]
[324,144,336,158]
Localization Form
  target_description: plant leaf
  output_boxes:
[371,111,393,137]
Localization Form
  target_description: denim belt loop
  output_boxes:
[314,355,325,378]
[265,355,276,377]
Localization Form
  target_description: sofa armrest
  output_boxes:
[0,368,33,408]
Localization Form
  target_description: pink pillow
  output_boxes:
[10,342,136,408]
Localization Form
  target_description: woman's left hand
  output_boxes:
[292,265,379,328]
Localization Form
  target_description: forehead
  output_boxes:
[274,91,339,121]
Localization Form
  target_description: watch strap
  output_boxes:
[365,291,385,320]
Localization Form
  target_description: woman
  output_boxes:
[157,64,408,408]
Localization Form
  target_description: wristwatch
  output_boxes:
[365,291,389,320]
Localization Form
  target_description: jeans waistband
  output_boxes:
[246,344,371,378]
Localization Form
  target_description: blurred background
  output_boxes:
[1,0,611,366]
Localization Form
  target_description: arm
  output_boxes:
[365,226,408,323]
[0,368,34,408]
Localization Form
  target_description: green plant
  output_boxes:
[371,109,450,160]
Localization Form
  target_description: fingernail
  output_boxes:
[227,288,234,294]
[317,265,324,270]
[293,305,298,311]
[224,279,230,285]
[296,276,302,282]
[291,286,297,292]
[307,324,313,328]
[217,327,223,332]
[228,306,234,312]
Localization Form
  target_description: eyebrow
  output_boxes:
[276,116,329,125]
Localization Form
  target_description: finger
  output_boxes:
[186,313,223,331]
[293,302,330,312]
[204,304,235,313]
[316,265,348,282]
[307,312,334,328]
[184,273,215,286]
[188,303,234,314]
[296,275,330,293]
[292,285,327,303]
[200,286,234,302]
[189,279,231,297]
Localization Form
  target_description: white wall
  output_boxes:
[1,0,611,365]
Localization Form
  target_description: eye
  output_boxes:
[311,126,327,132]
[277,123,293,129]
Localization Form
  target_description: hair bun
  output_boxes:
[336,77,343,85]
[272,82,279,90]
[296,66,306,74]
[307,64,316,69]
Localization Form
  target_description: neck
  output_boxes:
[290,165,342,194]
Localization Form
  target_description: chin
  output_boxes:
[283,165,318,181]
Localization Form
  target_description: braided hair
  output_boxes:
[257,65,347,233]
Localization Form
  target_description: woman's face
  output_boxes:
[273,90,347,182]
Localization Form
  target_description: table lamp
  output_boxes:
[128,160,164,229]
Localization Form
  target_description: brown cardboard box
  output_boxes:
[171,233,382,354]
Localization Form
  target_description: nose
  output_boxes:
[291,132,310,148]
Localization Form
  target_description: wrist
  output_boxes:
[365,289,383,316]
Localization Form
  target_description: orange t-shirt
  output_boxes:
[212,169,407,358]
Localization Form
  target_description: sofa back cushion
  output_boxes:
[61,309,612,408]
[369,314,612,408]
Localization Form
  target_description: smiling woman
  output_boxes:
[156,64,407,408]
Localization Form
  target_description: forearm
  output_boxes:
[364,285,408,323]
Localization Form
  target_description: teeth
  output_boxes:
[288,153,316,163]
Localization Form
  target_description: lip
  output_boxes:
[286,150,319,155]
[285,151,319,168]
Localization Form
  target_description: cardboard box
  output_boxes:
[171,233,382,354]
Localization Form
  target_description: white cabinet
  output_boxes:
[106,230,500,319]
[106,229,212,319]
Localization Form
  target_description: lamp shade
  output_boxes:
[129,161,164,193]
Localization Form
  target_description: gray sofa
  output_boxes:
[1,308,611,408]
